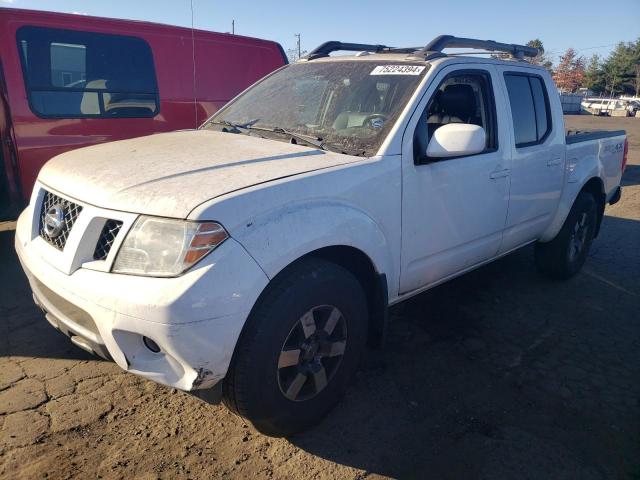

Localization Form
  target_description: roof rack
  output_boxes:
[304,41,417,60]
[417,35,539,60]
[303,35,539,61]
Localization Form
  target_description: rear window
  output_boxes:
[17,26,159,118]
[504,73,552,147]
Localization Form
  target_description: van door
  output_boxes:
[495,68,565,252]
[0,60,19,215]
[399,65,511,294]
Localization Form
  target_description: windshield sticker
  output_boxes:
[370,65,426,76]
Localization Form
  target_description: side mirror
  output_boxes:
[426,123,486,158]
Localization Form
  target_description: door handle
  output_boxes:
[547,157,562,167]
[489,168,510,180]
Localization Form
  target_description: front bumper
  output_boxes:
[15,207,269,392]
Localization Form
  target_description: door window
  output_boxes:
[504,73,552,147]
[17,26,159,118]
[413,70,497,163]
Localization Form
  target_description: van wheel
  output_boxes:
[535,191,597,280]
[223,258,368,437]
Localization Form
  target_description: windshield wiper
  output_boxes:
[245,125,326,150]
[206,120,326,151]
[272,127,326,150]
[256,126,369,156]
[207,121,362,156]
[264,128,370,156]
[205,119,259,133]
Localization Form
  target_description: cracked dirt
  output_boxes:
[1,116,639,479]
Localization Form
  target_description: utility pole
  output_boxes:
[635,63,640,97]
[294,33,301,60]
[231,19,235,34]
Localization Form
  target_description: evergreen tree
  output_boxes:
[600,39,640,95]
[583,54,605,94]
[526,39,553,73]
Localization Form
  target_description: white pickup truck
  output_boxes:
[15,36,628,436]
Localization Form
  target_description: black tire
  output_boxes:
[535,191,597,280]
[223,257,368,437]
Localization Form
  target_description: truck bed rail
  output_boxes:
[566,130,626,145]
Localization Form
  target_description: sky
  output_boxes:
[1,0,639,64]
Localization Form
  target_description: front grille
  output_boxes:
[93,220,123,261]
[39,191,83,250]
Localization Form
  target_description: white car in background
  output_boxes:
[581,97,629,116]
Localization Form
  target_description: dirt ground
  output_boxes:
[1,115,639,479]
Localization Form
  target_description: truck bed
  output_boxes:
[565,129,626,203]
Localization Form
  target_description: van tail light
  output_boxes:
[622,138,628,173]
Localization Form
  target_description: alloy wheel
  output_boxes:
[568,212,589,262]
[277,305,348,402]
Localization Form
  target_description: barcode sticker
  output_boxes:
[370,65,426,76]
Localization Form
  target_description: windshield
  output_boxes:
[202,61,428,156]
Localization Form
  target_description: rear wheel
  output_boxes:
[535,191,597,280]
[223,258,368,437]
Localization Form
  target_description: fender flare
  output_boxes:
[231,200,398,297]
[540,158,604,242]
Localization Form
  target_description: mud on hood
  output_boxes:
[38,130,360,218]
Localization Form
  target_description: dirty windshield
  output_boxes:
[202,61,428,156]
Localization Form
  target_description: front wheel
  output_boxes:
[535,191,597,280]
[223,258,368,437]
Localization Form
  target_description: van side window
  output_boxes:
[413,70,497,163]
[17,26,159,119]
[504,73,551,147]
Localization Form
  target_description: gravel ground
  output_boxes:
[1,115,639,479]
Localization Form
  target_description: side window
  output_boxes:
[504,73,551,147]
[530,77,550,141]
[17,26,159,118]
[413,70,497,163]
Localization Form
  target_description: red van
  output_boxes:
[0,8,287,216]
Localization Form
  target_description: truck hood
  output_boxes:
[38,130,360,218]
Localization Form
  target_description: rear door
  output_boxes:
[399,64,511,294]
[495,67,566,252]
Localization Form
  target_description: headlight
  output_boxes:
[112,216,228,277]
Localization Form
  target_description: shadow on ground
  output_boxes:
[0,230,100,362]
[622,164,640,186]
[1,215,639,478]
[288,215,640,478]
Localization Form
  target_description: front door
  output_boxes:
[399,65,511,294]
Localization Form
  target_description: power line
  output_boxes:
[545,42,620,56]
[575,43,619,52]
